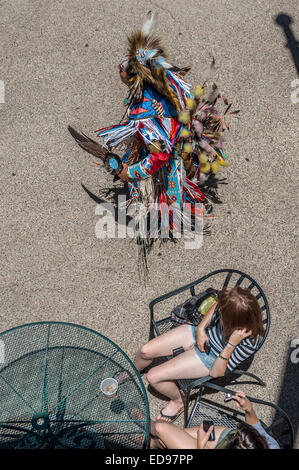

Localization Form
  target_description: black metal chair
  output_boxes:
[150,269,271,427]
[186,381,294,449]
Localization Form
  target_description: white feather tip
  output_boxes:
[141,11,157,36]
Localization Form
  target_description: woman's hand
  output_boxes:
[118,163,129,182]
[231,390,254,414]
[197,423,213,449]
[229,328,252,346]
[196,326,209,353]
[231,390,258,425]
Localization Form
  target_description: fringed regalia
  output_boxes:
[95,12,238,271]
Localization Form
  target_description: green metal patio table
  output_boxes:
[0,322,150,449]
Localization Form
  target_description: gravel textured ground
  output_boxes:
[0,0,298,448]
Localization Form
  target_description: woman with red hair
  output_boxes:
[131,286,265,422]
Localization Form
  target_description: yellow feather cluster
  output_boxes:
[194,85,205,98]
[181,128,190,138]
[178,111,190,124]
[199,152,208,164]
[186,98,195,110]
[211,161,220,174]
[200,162,211,173]
[183,143,192,153]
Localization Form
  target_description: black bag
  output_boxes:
[171,288,219,326]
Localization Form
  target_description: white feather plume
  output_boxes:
[153,55,173,69]
[141,11,157,36]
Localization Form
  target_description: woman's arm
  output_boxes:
[252,422,280,449]
[232,391,280,449]
[198,301,217,330]
[209,328,252,378]
[232,391,258,425]
[150,421,198,449]
[209,343,236,378]
[195,302,218,352]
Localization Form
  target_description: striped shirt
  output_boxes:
[206,305,261,372]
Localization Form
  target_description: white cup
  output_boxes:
[100,378,119,399]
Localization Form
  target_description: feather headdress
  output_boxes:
[123,11,191,112]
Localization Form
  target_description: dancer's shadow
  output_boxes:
[81,183,133,226]
[200,174,228,204]
[275,14,299,76]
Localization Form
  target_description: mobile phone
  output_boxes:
[202,420,215,441]
[224,393,233,403]
[204,341,211,354]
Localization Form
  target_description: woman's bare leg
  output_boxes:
[145,349,210,420]
[184,425,227,450]
[149,436,167,449]
[133,324,194,372]
[149,420,227,450]
[150,421,198,449]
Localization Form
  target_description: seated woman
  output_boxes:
[148,390,280,449]
[133,286,265,422]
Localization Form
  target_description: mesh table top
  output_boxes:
[0,322,150,449]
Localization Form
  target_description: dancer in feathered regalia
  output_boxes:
[95,11,238,260]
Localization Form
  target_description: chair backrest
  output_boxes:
[150,269,270,354]
[219,269,270,352]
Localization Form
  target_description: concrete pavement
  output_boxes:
[0,0,298,448]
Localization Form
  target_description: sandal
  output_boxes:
[157,406,184,423]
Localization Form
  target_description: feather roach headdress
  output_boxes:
[121,11,191,112]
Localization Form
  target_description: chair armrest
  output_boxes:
[180,375,213,393]
[196,381,294,420]
[229,368,266,387]
[195,380,265,400]
[203,382,293,444]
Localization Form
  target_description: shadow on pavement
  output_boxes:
[81,183,132,226]
[272,341,299,448]
[275,13,299,76]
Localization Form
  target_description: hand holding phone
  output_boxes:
[204,341,211,354]
[224,393,233,403]
[202,420,215,441]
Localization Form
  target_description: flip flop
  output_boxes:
[157,406,184,423]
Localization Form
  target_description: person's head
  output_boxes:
[218,286,265,342]
[118,64,130,85]
[225,422,269,449]
[118,54,131,86]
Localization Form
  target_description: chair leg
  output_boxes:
[232,369,266,387]
[183,389,191,428]
[185,385,205,428]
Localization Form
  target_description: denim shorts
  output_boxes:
[188,325,218,370]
